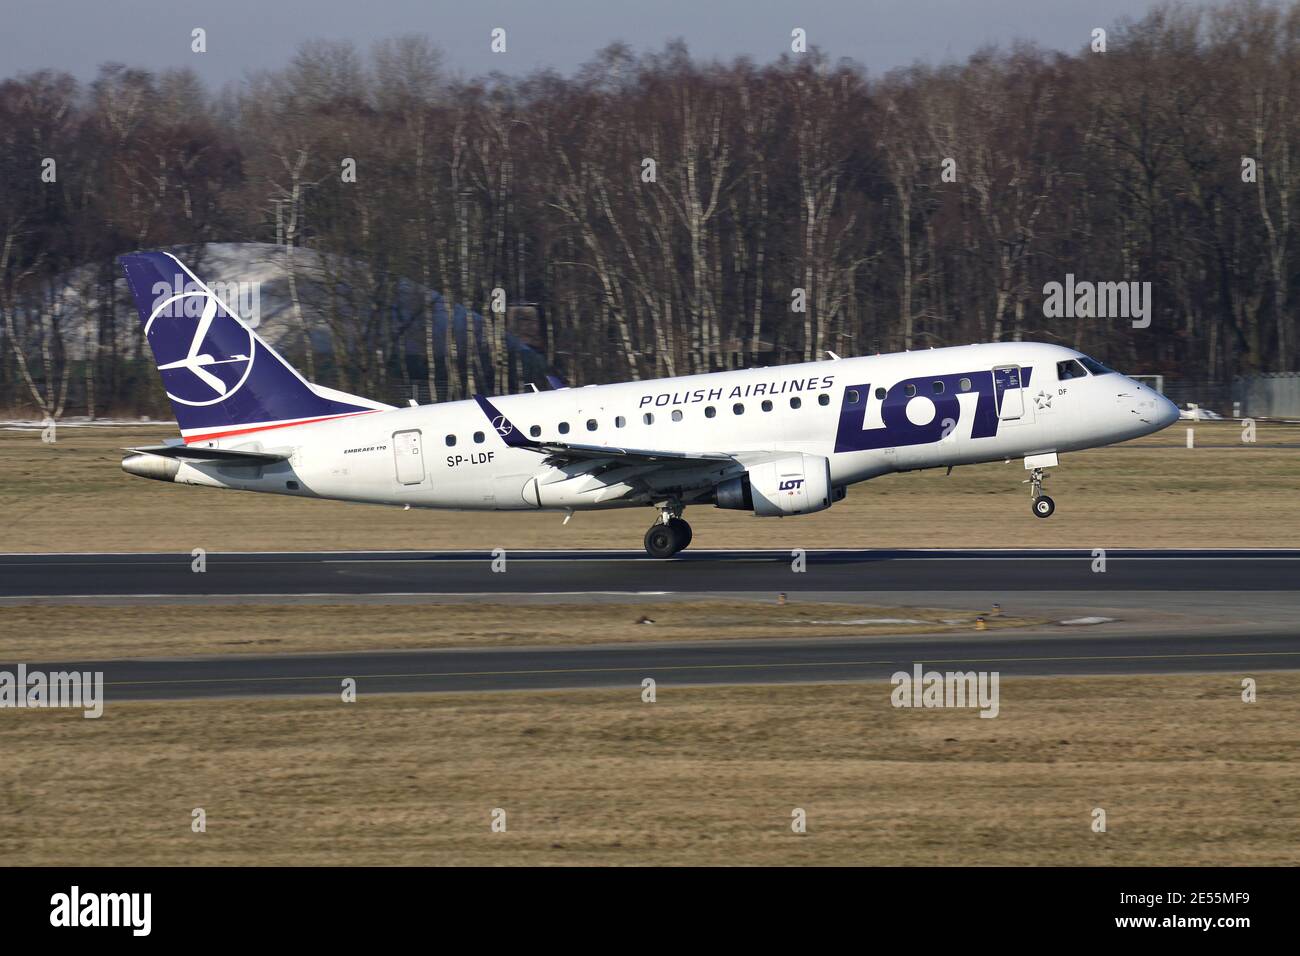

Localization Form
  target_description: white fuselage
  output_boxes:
[157,342,1178,514]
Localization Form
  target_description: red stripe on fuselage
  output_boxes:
[183,410,379,443]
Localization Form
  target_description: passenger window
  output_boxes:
[933,381,944,394]
[705,406,716,418]
[558,422,570,434]
[529,425,540,438]
[671,410,683,422]
[733,403,745,415]
[615,416,626,428]
[643,413,654,425]
[586,419,597,431]
[790,397,802,409]
[847,389,860,405]
[818,394,830,406]
[959,378,971,392]
[905,384,917,398]
[473,431,485,443]
[761,400,773,412]
[1057,359,1088,381]
[445,435,456,447]
[875,387,886,400]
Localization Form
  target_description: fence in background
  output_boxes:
[1231,373,1300,419]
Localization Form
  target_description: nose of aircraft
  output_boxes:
[1125,380,1179,433]
[1156,393,1180,428]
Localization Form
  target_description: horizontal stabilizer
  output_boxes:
[125,444,290,464]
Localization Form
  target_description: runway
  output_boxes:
[5,626,1298,702]
[2,548,1298,598]
[5,548,1296,701]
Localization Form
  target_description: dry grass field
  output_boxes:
[0,420,1296,553]
[0,599,1038,662]
[2,672,1296,866]
[1,421,1294,868]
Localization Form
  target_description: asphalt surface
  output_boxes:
[5,549,1296,702]
[2,548,1298,597]
[3,627,1296,702]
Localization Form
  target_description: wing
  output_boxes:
[531,442,732,464]
[470,393,796,508]
[473,394,754,467]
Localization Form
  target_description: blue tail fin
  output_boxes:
[120,251,391,442]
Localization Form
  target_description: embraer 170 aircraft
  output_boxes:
[119,252,1180,557]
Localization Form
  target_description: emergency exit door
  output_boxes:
[392,430,425,485]
[993,366,1025,420]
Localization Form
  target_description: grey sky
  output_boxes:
[6,0,1175,86]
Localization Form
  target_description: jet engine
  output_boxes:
[714,453,837,517]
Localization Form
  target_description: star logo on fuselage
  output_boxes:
[1035,390,1053,410]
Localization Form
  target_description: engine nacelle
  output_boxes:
[715,453,836,517]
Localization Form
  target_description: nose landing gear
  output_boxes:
[644,502,692,557]
[1025,467,1056,518]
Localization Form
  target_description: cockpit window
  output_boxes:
[1078,356,1116,376]
[1056,359,1088,381]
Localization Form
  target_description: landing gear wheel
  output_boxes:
[1024,466,1055,518]
[644,523,679,558]
[645,516,692,557]
[667,517,692,551]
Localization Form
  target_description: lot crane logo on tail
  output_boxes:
[145,290,255,406]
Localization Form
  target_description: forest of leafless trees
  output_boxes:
[0,0,1296,418]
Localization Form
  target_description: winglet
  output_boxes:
[473,394,536,448]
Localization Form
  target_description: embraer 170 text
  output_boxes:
[119,252,1180,557]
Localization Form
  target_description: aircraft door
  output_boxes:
[993,366,1025,420]
[392,430,425,485]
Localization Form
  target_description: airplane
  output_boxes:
[119,251,1180,557]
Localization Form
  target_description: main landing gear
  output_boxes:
[644,502,692,558]
[1026,467,1056,519]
